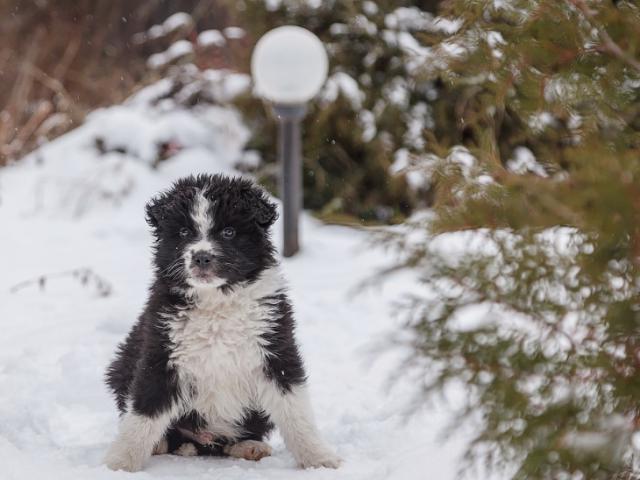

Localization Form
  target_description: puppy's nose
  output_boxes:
[193,251,213,267]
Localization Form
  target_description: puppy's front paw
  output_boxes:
[104,444,145,472]
[105,455,144,472]
[297,449,342,469]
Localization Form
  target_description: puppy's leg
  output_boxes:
[105,407,177,472]
[261,382,341,469]
[224,440,272,461]
[153,437,169,455]
[105,350,182,472]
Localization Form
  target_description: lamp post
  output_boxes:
[251,26,328,257]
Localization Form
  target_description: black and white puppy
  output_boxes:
[104,174,340,471]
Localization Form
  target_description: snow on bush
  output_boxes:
[507,147,548,177]
[223,26,246,39]
[147,40,194,69]
[0,69,250,219]
[137,11,194,43]
[197,29,226,47]
[320,72,365,109]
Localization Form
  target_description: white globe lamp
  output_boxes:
[251,26,328,257]
[252,25,328,104]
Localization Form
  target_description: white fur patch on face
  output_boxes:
[183,191,224,288]
[191,191,214,251]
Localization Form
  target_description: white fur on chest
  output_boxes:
[166,267,284,437]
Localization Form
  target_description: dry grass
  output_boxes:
[0,0,236,165]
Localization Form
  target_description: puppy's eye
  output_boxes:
[179,227,191,238]
[221,227,236,240]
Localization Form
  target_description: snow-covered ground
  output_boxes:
[0,75,470,480]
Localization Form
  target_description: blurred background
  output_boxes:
[2,1,640,479]
[1,0,444,224]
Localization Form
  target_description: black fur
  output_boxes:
[260,294,307,392]
[105,174,304,457]
[106,282,187,418]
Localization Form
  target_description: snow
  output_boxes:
[329,23,349,36]
[353,15,378,35]
[405,102,432,150]
[148,40,194,69]
[385,7,461,34]
[389,148,429,190]
[380,11,465,76]
[141,12,194,43]
[263,0,322,10]
[562,415,633,461]
[384,77,410,107]
[358,110,377,142]
[162,13,193,34]
[0,73,477,480]
[223,27,246,40]
[448,146,478,179]
[486,31,506,59]
[362,1,379,16]
[486,31,505,48]
[265,0,282,11]
[320,72,365,109]
[528,111,557,132]
[382,30,435,74]
[198,30,226,48]
[507,147,548,177]
[385,7,435,31]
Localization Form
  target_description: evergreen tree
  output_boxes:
[387,1,640,478]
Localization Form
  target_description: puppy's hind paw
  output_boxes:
[297,449,342,469]
[174,443,198,457]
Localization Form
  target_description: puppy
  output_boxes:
[104,174,341,471]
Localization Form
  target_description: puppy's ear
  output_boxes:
[145,194,169,231]
[250,190,278,229]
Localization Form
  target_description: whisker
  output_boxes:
[161,258,186,280]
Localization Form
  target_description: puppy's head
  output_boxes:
[146,174,278,291]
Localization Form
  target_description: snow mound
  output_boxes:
[0,73,248,219]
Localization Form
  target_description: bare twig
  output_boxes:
[24,63,79,117]
[9,268,113,297]
[52,34,82,81]
[13,101,52,145]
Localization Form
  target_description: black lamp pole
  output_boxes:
[273,103,306,257]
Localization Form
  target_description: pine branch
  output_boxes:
[568,0,640,74]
